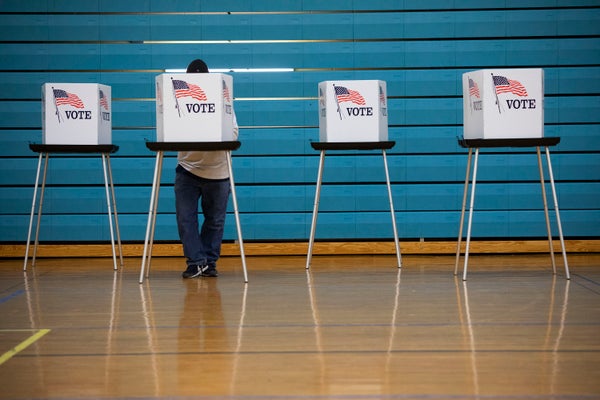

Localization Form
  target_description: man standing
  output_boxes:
[176,59,238,278]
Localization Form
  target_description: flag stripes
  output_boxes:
[492,75,528,97]
[172,79,208,101]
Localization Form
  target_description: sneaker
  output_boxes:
[182,264,202,279]
[201,264,218,277]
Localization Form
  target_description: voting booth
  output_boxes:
[30,83,121,271]
[155,73,234,142]
[462,68,544,139]
[318,80,388,142]
[308,80,401,270]
[456,68,570,280]
[42,83,112,144]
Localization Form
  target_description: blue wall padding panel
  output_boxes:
[0,3,598,244]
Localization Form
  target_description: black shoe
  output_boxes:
[182,264,202,279]
[201,264,218,277]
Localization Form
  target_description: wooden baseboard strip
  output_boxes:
[2,240,599,258]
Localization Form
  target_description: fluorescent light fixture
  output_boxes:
[221,68,294,73]
[164,68,293,73]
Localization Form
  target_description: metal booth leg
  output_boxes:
[462,148,480,281]
[139,151,164,284]
[146,158,162,277]
[24,152,48,271]
[32,153,50,268]
[382,149,402,268]
[306,150,326,269]
[102,153,119,271]
[544,147,570,279]
[455,148,473,276]
[536,147,557,275]
[226,151,248,283]
[106,153,124,268]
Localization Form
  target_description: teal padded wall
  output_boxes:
[0,1,599,243]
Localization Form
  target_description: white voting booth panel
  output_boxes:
[318,80,388,142]
[462,68,544,139]
[42,83,112,144]
[156,73,234,142]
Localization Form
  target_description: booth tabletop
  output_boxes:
[29,144,119,154]
[310,141,396,151]
[145,141,241,152]
[458,137,560,148]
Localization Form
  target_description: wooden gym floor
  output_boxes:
[0,254,599,399]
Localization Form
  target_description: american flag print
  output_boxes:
[53,89,84,108]
[379,85,386,106]
[172,79,208,101]
[99,90,109,111]
[468,78,480,98]
[492,75,528,97]
[222,80,231,102]
[335,85,366,105]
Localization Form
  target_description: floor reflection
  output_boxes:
[304,265,403,395]
[1,255,597,399]
[177,278,229,395]
[455,274,572,398]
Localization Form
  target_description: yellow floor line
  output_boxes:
[0,329,51,365]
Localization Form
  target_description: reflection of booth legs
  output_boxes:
[455,278,480,396]
[384,268,402,376]
[306,264,403,391]
[138,283,160,395]
[547,278,570,391]
[229,283,248,394]
[305,270,326,386]
[457,274,571,396]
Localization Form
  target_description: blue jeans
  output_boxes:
[174,165,230,267]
